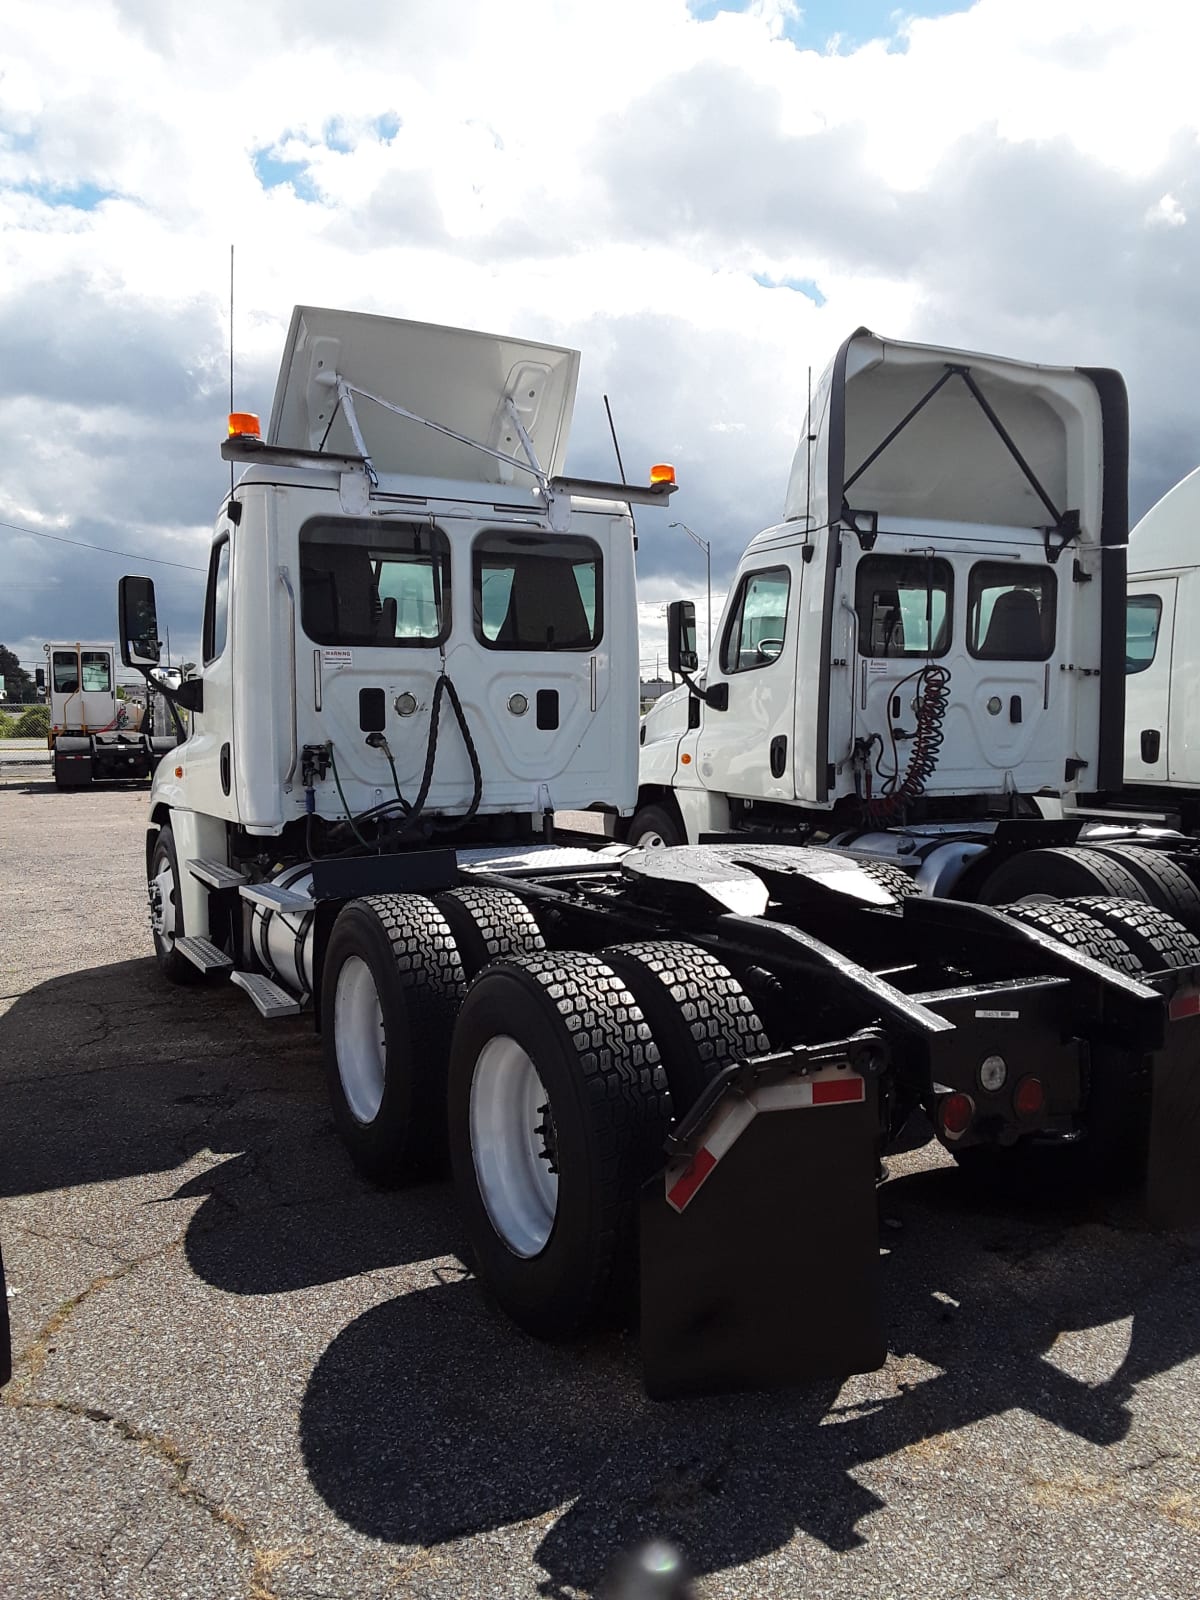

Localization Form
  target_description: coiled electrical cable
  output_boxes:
[865,662,951,822]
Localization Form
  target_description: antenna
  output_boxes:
[229,243,235,496]
[603,393,637,544]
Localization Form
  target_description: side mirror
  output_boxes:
[119,576,161,667]
[667,601,699,677]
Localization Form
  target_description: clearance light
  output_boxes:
[174,766,184,779]
[1013,1076,1045,1119]
[649,463,676,486]
[939,1092,974,1140]
[227,411,261,439]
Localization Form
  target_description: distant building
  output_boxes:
[639,677,674,703]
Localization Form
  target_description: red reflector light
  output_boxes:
[1013,1076,1045,1118]
[1169,989,1200,1022]
[939,1092,974,1139]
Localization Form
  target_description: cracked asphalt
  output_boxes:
[2,781,1200,1599]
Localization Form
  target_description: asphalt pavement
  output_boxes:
[2,782,1199,1598]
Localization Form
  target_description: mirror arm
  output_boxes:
[677,668,727,711]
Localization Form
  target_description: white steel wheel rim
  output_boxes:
[150,859,176,942]
[634,827,667,849]
[469,1035,558,1259]
[334,956,387,1125]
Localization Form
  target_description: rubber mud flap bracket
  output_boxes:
[639,1067,885,1399]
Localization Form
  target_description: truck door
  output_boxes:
[696,560,800,801]
[1124,579,1174,783]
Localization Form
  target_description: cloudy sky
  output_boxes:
[2,0,1199,681]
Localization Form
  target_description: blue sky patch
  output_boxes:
[753,272,826,306]
[251,148,319,202]
[11,179,117,211]
[373,112,402,143]
[688,0,972,50]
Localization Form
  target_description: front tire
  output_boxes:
[627,803,683,850]
[322,895,465,1185]
[148,825,200,985]
[448,953,672,1339]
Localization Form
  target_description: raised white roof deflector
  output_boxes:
[267,306,580,484]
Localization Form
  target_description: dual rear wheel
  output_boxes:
[321,887,767,1336]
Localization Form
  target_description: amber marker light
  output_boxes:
[649,463,676,486]
[174,766,184,779]
[228,412,261,439]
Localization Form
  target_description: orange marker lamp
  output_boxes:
[228,412,261,439]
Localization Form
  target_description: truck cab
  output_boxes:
[123,307,647,943]
[634,328,1129,855]
[1124,464,1200,825]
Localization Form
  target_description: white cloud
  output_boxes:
[2,0,1200,675]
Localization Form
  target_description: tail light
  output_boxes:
[939,1092,974,1140]
[1013,1076,1045,1119]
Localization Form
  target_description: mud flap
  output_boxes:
[1146,983,1200,1229]
[639,1064,886,1399]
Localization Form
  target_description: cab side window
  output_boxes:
[721,567,791,673]
[202,538,231,665]
[1126,594,1162,674]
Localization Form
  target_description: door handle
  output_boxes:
[770,735,788,779]
[1141,729,1161,764]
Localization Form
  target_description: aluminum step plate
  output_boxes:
[187,858,248,890]
[174,936,234,973]
[230,971,302,1018]
[238,883,315,914]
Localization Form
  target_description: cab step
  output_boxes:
[188,858,248,891]
[230,971,302,1018]
[175,936,234,973]
[239,882,315,914]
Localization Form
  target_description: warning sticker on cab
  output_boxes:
[322,648,353,670]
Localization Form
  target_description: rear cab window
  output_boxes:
[967,563,1057,660]
[854,555,953,658]
[473,531,602,650]
[300,519,451,647]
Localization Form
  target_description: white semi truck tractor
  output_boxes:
[119,309,1200,1397]
[631,329,1200,941]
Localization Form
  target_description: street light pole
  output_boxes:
[669,521,712,661]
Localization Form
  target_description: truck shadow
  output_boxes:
[298,1168,1200,1590]
[0,958,462,1289]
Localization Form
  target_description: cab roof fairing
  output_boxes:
[783,328,1129,552]
[266,305,581,489]
[1128,463,1200,577]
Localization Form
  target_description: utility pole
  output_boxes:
[669,521,712,662]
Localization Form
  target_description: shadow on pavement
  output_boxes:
[299,1162,1200,1590]
[0,957,462,1290]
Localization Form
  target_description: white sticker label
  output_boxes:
[868,660,890,675]
[975,1009,1020,1019]
[322,648,353,670]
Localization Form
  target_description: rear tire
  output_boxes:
[849,858,918,900]
[600,940,770,1115]
[978,846,1145,906]
[322,895,465,1185]
[434,885,545,979]
[448,952,672,1339]
[627,803,683,850]
[998,898,1144,976]
[148,825,201,986]
[1061,896,1200,973]
[1089,844,1200,935]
